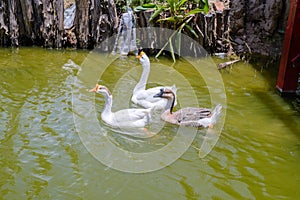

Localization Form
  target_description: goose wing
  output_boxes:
[133,86,177,108]
[174,107,211,123]
[112,108,151,127]
[135,87,163,101]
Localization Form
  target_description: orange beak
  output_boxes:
[89,84,99,92]
[136,51,145,60]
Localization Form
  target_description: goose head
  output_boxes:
[89,84,112,97]
[153,88,175,99]
[136,51,150,67]
[153,88,176,113]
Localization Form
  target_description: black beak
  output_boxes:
[153,88,164,98]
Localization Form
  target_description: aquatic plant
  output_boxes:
[149,0,209,62]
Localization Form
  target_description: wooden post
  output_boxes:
[197,13,205,47]
[204,13,215,53]
[276,0,300,95]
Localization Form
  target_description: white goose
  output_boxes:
[90,84,152,128]
[154,88,222,128]
[132,51,177,109]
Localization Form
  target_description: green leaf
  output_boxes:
[157,16,177,23]
[177,16,193,31]
[185,24,199,38]
[149,7,165,22]
[177,0,188,8]
[142,3,156,8]
[167,0,175,13]
[185,8,205,15]
[202,0,209,13]
[134,6,150,12]
[175,32,181,56]
[178,22,186,32]
[169,38,176,63]
[155,30,178,59]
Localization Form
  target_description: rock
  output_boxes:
[231,18,245,34]
[264,0,283,34]
[230,0,287,57]
[248,5,265,21]
[234,38,244,45]
[232,6,245,19]
[237,44,244,52]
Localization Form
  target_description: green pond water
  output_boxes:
[0,47,300,199]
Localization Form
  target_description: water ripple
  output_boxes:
[1,49,300,199]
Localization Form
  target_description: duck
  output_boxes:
[153,88,222,128]
[89,84,152,128]
[132,51,177,109]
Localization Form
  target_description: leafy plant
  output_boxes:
[149,0,209,62]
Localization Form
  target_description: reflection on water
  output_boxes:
[0,47,299,199]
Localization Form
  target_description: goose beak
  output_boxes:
[136,51,145,60]
[153,89,164,98]
[89,84,99,92]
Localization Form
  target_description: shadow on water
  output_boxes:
[253,91,300,138]
[218,56,300,134]
[251,58,300,136]
[250,57,300,112]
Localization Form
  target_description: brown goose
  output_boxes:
[153,88,222,128]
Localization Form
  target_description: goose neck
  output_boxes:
[134,62,150,93]
[165,94,175,114]
[102,94,113,116]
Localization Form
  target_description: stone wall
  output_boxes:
[0,0,290,58]
[230,0,289,57]
[135,0,289,58]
